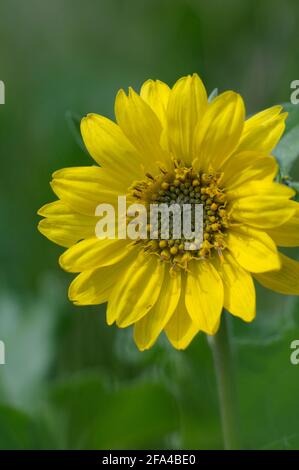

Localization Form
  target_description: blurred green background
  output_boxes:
[1,0,299,450]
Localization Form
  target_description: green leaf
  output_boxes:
[0,279,63,409]
[0,405,39,450]
[273,103,299,176]
[44,374,178,449]
[282,103,299,134]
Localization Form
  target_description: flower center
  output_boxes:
[130,164,229,271]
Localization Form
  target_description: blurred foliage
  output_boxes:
[274,103,299,178]
[1,0,299,450]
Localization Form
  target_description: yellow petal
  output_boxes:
[134,270,181,350]
[221,151,278,190]
[167,74,208,165]
[68,256,131,305]
[229,183,296,229]
[230,199,296,229]
[227,180,295,200]
[80,113,144,183]
[267,205,299,247]
[140,79,170,128]
[227,225,281,273]
[236,105,287,154]
[165,284,200,350]
[254,253,299,295]
[115,88,170,172]
[185,260,223,334]
[38,200,96,248]
[216,252,256,322]
[59,238,132,273]
[107,252,165,327]
[193,91,245,172]
[50,166,122,216]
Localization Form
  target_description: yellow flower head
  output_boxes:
[38,74,299,350]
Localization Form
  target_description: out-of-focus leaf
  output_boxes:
[282,103,299,134]
[274,125,299,175]
[0,275,64,409]
[44,374,178,449]
[0,405,39,450]
[236,320,299,449]
[273,104,299,175]
[230,287,299,449]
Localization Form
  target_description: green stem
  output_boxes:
[210,314,240,450]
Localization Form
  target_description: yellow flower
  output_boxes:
[38,74,299,351]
